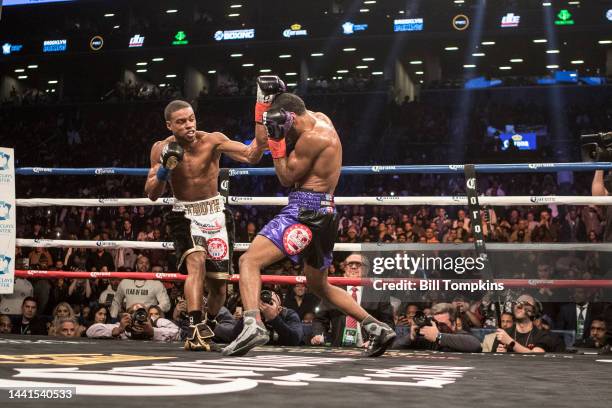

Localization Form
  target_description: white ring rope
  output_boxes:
[15,195,612,207]
[15,239,612,252]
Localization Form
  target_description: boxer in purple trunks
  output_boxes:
[223,76,396,357]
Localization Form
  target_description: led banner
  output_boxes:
[342,22,368,35]
[214,29,255,41]
[172,31,189,45]
[500,13,520,28]
[2,43,23,55]
[129,34,145,48]
[500,133,537,151]
[283,24,308,38]
[43,39,67,52]
[0,148,16,295]
[394,18,424,32]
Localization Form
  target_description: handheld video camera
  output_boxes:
[581,132,612,162]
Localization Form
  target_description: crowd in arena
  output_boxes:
[1,87,611,353]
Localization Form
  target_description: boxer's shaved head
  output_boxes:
[164,100,193,121]
[271,93,306,115]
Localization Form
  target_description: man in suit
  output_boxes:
[310,253,394,347]
[556,288,601,345]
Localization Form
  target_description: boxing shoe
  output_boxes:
[184,322,220,352]
[361,316,396,357]
[221,316,269,356]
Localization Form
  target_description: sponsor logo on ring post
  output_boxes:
[448,165,464,171]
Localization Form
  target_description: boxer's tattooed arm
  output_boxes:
[145,141,168,201]
[215,132,267,164]
[273,131,326,187]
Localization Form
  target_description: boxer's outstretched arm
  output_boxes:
[592,170,609,196]
[214,131,267,164]
[144,141,168,201]
[273,131,326,187]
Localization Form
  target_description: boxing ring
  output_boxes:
[2,161,612,407]
[12,161,612,291]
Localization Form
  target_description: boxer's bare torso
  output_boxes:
[280,111,342,194]
[149,131,223,201]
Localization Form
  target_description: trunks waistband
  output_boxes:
[173,195,225,216]
[288,190,335,209]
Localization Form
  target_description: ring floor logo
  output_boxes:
[0,255,11,275]
[0,355,473,395]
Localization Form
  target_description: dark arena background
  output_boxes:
[1,1,612,407]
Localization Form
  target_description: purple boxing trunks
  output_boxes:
[258,190,337,270]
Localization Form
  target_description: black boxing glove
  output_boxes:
[255,75,286,123]
[157,142,184,181]
[263,108,295,141]
[264,108,296,159]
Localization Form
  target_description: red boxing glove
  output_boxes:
[267,138,286,159]
[255,102,270,123]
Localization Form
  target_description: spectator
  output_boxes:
[11,297,47,335]
[556,288,603,345]
[531,210,558,242]
[110,256,171,318]
[148,305,164,323]
[492,294,555,353]
[48,302,79,336]
[87,248,115,271]
[283,283,319,321]
[56,318,80,338]
[0,314,13,334]
[481,312,514,352]
[67,278,92,306]
[98,277,120,307]
[583,316,609,349]
[88,304,111,326]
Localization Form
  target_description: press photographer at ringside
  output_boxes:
[86,302,179,341]
[391,303,481,352]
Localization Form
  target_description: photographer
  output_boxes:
[391,303,482,352]
[231,290,303,346]
[86,302,179,342]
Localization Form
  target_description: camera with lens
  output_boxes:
[125,307,152,339]
[413,311,434,329]
[581,132,612,162]
[260,290,274,305]
[131,307,149,327]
